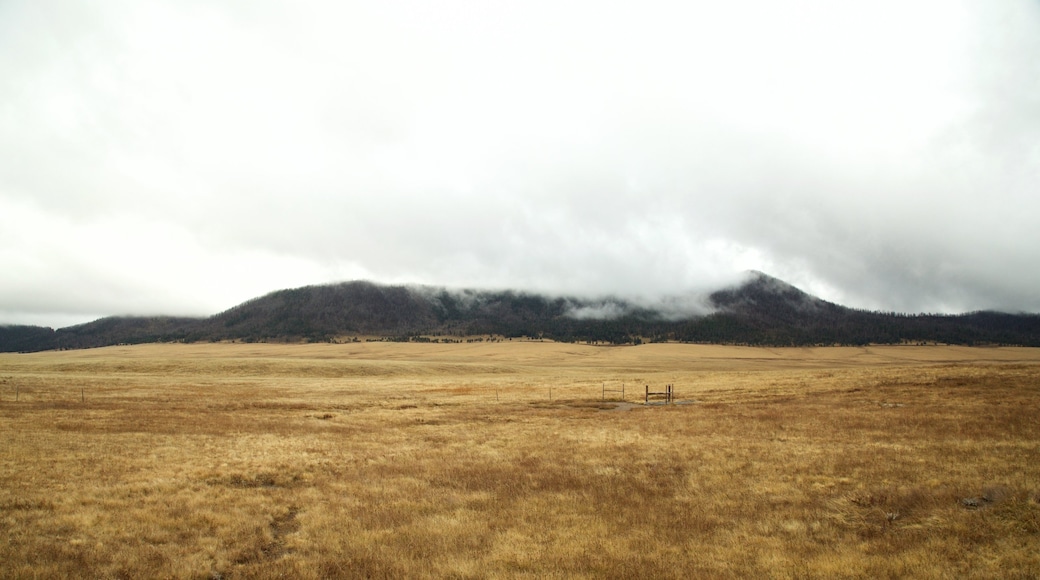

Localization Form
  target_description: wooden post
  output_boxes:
[644,384,674,404]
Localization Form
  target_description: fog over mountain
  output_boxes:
[2,1,1039,328]
[4,273,1040,352]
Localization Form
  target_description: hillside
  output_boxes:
[4,272,1040,352]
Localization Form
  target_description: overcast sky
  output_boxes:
[2,0,1039,328]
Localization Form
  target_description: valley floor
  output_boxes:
[2,343,1039,578]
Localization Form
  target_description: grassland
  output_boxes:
[1,342,1039,578]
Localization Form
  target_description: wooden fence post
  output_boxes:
[645,384,675,404]
[603,382,625,402]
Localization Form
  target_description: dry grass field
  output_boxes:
[2,341,1039,579]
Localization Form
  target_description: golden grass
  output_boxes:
[2,342,1039,578]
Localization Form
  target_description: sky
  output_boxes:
[2,0,1039,328]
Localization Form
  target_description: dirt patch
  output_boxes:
[604,402,641,412]
[604,400,696,411]
[206,472,307,489]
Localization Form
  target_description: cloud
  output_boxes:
[564,303,628,321]
[2,0,1039,326]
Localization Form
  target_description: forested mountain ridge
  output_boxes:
[4,272,1040,352]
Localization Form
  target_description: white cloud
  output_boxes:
[2,0,1039,326]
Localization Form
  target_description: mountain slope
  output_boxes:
[207,282,441,340]
[4,273,1040,351]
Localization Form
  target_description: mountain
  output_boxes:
[198,282,657,343]
[4,272,1040,352]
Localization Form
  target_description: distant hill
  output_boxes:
[4,272,1040,352]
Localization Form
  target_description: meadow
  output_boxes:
[1,341,1039,578]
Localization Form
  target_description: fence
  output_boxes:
[602,382,625,401]
[644,384,673,404]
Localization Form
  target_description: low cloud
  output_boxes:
[563,302,628,321]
